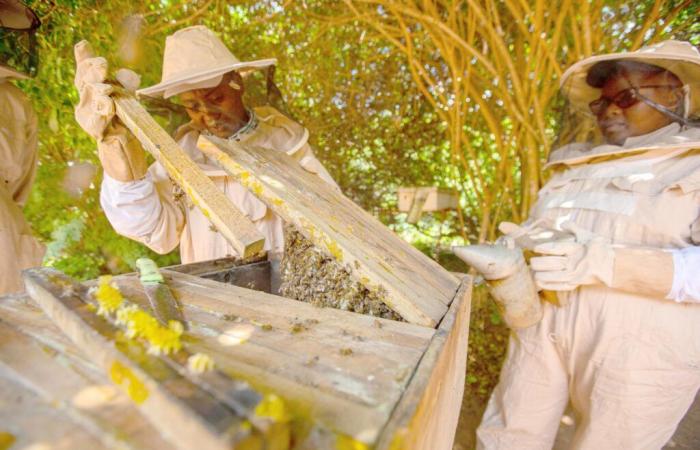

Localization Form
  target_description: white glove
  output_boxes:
[74,41,142,139]
[297,153,339,189]
[74,41,146,182]
[115,68,141,92]
[298,154,322,175]
[530,221,615,291]
[497,218,570,250]
[74,41,115,140]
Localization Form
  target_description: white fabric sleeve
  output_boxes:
[101,173,163,236]
[100,172,184,254]
[667,246,700,303]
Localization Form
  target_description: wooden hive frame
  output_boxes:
[1,94,473,449]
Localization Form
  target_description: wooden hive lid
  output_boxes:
[197,136,460,327]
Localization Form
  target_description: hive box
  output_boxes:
[397,187,460,213]
[0,99,472,449]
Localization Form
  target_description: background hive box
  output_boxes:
[2,257,471,450]
[397,187,460,213]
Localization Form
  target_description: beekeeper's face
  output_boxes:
[591,69,683,145]
[180,71,247,138]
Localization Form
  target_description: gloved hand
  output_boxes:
[530,221,615,291]
[497,218,570,251]
[296,151,339,189]
[74,41,147,182]
[74,40,115,139]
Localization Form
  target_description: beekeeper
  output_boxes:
[472,40,700,449]
[0,0,45,295]
[74,26,337,284]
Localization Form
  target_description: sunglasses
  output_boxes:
[589,85,679,116]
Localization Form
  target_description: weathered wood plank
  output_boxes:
[197,136,459,326]
[0,294,96,368]
[204,344,392,443]
[113,93,265,258]
[376,275,473,450]
[10,264,457,447]
[0,375,108,450]
[111,270,435,443]
[5,272,435,445]
[22,268,258,450]
[0,319,171,450]
[164,254,268,276]
[205,136,457,302]
[117,270,431,379]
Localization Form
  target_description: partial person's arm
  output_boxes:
[100,167,185,254]
[610,247,675,299]
[573,245,698,303]
[530,222,700,302]
[74,40,185,254]
[73,41,148,183]
[92,108,185,254]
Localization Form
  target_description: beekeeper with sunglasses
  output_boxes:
[464,41,700,449]
[73,26,337,290]
[0,0,45,294]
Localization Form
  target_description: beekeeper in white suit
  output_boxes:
[74,26,337,287]
[468,41,700,449]
[0,0,45,295]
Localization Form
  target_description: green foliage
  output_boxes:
[16,0,178,279]
[466,286,509,400]
[17,0,460,279]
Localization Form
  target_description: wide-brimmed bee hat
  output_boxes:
[560,40,700,116]
[137,25,276,99]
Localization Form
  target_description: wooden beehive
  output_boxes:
[397,187,459,224]
[397,187,460,213]
[0,96,472,449]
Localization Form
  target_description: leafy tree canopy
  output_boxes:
[17,0,698,280]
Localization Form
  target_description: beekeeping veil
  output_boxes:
[136,25,296,136]
[551,40,700,162]
[0,0,40,79]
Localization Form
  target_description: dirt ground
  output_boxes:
[453,394,488,450]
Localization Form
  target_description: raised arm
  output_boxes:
[74,41,185,254]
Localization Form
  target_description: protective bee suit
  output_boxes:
[475,41,700,449]
[0,0,44,295]
[74,26,336,273]
[0,79,44,295]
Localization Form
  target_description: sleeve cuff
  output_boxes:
[100,172,164,238]
[667,247,700,303]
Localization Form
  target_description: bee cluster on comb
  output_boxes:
[279,225,402,321]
